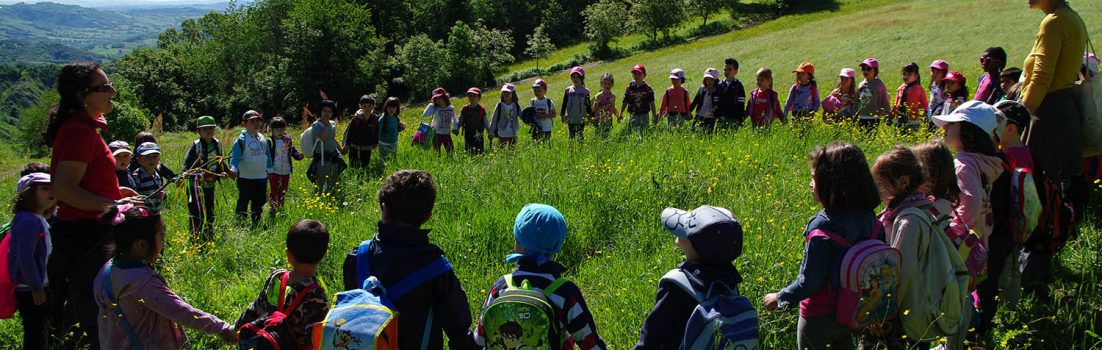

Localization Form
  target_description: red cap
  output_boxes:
[631,64,647,75]
[431,87,448,100]
[467,87,482,96]
[532,79,548,89]
[944,71,967,84]
[793,62,815,76]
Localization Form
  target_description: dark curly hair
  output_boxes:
[378,170,436,226]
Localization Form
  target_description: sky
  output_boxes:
[0,0,240,8]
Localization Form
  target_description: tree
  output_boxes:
[392,34,449,101]
[634,0,686,42]
[584,0,634,58]
[445,21,514,90]
[525,23,554,72]
[686,0,724,27]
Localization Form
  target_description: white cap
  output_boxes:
[931,100,999,137]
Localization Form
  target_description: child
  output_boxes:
[427,88,457,153]
[109,141,134,189]
[19,162,50,177]
[131,142,165,208]
[932,101,1008,341]
[94,204,237,348]
[661,68,691,127]
[131,131,178,181]
[717,58,747,126]
[268,116,303,215]
[9,173,55,350]
[763,143,881,350]
[230,110,272,225]
[181,116,226,242]
[689,68,721,132]
[746,67,784,127]
[340,170,478,350]
[530,79,556,141]
[490,84,521,146]
[307,100,346,194]
[822,68,857,123]
[856,58,891,131]
[998,68,1023,102]
[458,87,489,154]
[592,73,620,136]
[940,71,969,116]
[637,205,745,349]
[562,67,593,140]
[996,101,1034,170]
[975,47,1008,104]
[344,95,380,169]
[890,63,929,130]
[783,62,820,120]
[474,204,608,349]
[236,219,330,349]
[620,64,657,133]
[911,141,962,228]
[378,97,402,160]
[928,60,950,119]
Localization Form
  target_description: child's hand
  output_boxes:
[763,293,779,311]
[32,290,46,306]
[220,329,238,344]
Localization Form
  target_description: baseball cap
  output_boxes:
[661,205,744,264]
[16,173,50,193]
[703,68,720,81]
[196,115,216,128]
[467,87,482,96]
[242,110,262,121]
[929,59,949,71]
[631,64,647,75]
[108,140,132,156]
[501,83,516,93]
[136,142,161,156]
[669,68,686,81]
[793,62,815,76]
[839,68,857,79]
[532,79,548,89]
[570,66,585,78]
[931,100,999,137]
[430,88,448,100]
[944,71,967,84]
[995,100,1034,129]
[859,57,879,69]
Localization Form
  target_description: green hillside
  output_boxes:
[1,0,1101,349]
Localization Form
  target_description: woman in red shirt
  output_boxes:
[45,62,137,349]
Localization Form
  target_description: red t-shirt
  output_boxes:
[50,112,122,221]
[1003,146,1035,170]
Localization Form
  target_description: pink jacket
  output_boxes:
[953,151,1004,243]
[94,259,233,350]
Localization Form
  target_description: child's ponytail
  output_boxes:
[101,203,162,257]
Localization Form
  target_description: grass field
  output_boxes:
[2,0,1102,348]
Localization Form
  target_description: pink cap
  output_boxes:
[839,68,857,79]
[532,79,548,89]
[631,64,647,75]
[501,83,516,93]
[431,87,448,100]
[929,59,949,71]
[669,68,685,80]
[467,87,482,96]
[570,66,585,78]
[859,57,879,69]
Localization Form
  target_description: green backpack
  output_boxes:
[481,275,568,350]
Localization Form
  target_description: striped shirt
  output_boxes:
[130,166,162,207]
[474,259,607,350]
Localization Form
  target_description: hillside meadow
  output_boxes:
[1,0,1102,348]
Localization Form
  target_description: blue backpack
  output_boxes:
[661,270,760,350]
[313,240,453,350]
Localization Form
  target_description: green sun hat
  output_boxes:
[196,115,217,128]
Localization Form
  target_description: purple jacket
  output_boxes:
[954,151,1004,243]
[94,258,232,350]
[7,211,50,293]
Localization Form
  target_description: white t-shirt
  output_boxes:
[531,97,555,132]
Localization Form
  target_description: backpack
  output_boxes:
[411,118,434,149]
[520,107,538,127]
[661,270,759,350]
[480,274,569,350]
[807,222,902,331]
[0,221,15,319]
[925,201,989,291]
[1032,180,1078,253]
[313,240,453,350]
[300,128,317,157]
[238,271,320,350]
[889,204,971,341]
[1003,163,1042,244]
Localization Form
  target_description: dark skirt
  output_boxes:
[1026,87,1083,181]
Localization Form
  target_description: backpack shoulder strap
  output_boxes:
[279,277,320,315]
[104,261,145,350]
[386,256,453,301]
[806,229,852,249]
[355,240,374,289]
[542,277,569,297]
[660,269,703,303]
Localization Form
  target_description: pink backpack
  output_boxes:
[0,221,16,318]
[924,199,989,291]
[807,222,901,330]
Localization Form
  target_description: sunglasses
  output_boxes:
[86,83,114,93]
